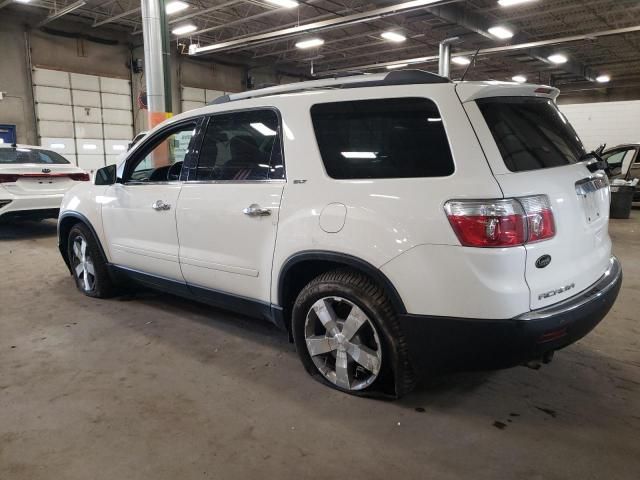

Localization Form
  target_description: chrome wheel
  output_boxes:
[71,235,95,292]
[304,296,382,391]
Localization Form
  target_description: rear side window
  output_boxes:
[0,148,69,164]
[310,98,454,179]
[476,97,586,172]
[195,109,284,181]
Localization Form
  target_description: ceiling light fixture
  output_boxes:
[386,63,408,69]
[596,75,611,83]
[488,26,514,39]
[295,38,324,49]
[166,1,189,14]
[172,24,197,35]
[547,53,568,64]
[498,0,538,6]
[512,75,527,83]
[341,151,377,159]
[452,56,471,65]
[265,0,299,8]
[381,31,407,42]
[15,0,32,3]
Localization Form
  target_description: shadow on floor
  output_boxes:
[0,219,57,241]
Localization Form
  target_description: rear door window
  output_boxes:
[194,109,284,181]
[310,98,454,179]
[476,97,586,172]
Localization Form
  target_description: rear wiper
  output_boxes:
[579,150,608,174]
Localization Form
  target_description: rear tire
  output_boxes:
[292,269,415,398]
[67,223,116,298]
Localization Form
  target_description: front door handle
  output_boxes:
[243,203,271,216]
[152,200,171,211]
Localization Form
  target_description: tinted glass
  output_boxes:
[195,110,283,181]
[127,124,196,182]
[310,98,454,179]
[0,148,70,164]
[477,97,586,172]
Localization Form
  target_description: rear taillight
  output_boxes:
[519,195,555,243]
[68,173,90,181]
[0,174,20,183]
[444,195,555,248]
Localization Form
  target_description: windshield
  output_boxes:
[476,97,586,172]
[0,148,70,165]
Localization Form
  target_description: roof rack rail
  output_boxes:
[208,69,449,105]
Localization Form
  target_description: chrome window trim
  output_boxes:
[123,180,184,186]
[182,179,286,185]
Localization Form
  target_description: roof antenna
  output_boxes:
[460,48,481,82]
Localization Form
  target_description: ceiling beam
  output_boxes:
[189,0,462,55]
[92,7,141,27]
[315,24,640,75]
[36,0,87,28]
[424,2,596,81]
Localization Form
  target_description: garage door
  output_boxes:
[33,68,133,174]
[181,86,227,112]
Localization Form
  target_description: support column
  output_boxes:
[141,0,172,129]
[438,37,460,79]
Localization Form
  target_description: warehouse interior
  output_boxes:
[1,0,639,478]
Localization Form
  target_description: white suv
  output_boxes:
[57,70,622,397]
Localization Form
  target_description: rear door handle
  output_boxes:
[243,203,271,216]
[152,200,171,211]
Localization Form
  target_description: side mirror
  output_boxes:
[95,164,117,185]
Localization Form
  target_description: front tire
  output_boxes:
[67,223,116,298]
[292,269,415,397]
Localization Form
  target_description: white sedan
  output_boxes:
[0,144,90,222]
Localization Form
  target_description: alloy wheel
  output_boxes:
[72,235,95,292]
[304,296,382,391]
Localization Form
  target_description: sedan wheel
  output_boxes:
[304,296,382,391]
[71,235,96,292]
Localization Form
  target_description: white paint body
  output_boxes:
[60,78,614,320]
[0,144,88,219]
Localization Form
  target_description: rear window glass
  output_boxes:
[0,148,70,164]
[310,98,454,179]
[476,97,586,172]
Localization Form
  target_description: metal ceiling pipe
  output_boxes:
[438,37,459,78]
[141,0,171,128]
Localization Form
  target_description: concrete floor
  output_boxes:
[1,213,639,480]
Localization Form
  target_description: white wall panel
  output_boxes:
[103,124,133,140]
[559,101,640,150]
[64,154,78,166]
[77,154,105,172]
[34,86,71,105]
[76,138,105,155]
[38,121,74,138]
[75,123,103,139]
[40,137,76,155]
[101,92,131,110]
[205,89,224,103]
[181,100,205,112]
[32,68,69,88]
[104,139,129,155]
[182,86,206,102]
[72,90,101,108]
[102,108,133,125]
[100,77,130,95]
[70,73,100,91]
[36,104,73,122]
[73,106,102,123]
[105,154,120,165]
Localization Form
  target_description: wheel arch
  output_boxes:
[58,212,108,273]
[277,251,407,332]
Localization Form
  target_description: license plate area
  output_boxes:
[576,175,608,224]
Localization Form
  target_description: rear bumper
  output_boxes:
[0,192,63,220]
[398,256,622,374]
